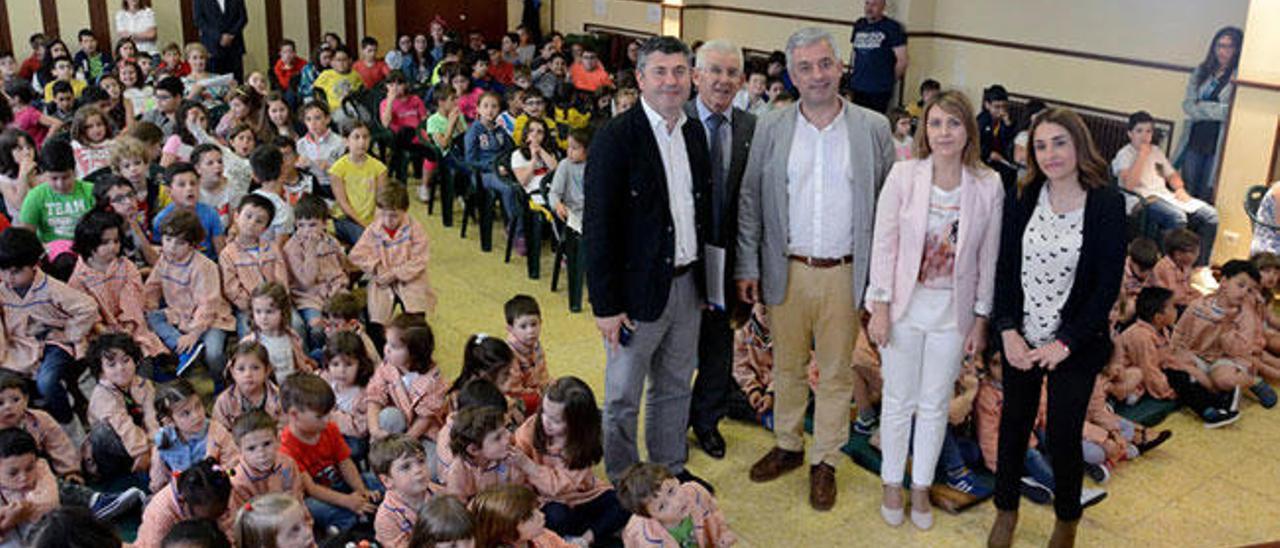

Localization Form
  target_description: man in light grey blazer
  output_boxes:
[735,27,896,511]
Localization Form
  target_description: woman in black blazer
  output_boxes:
[987,108,1126,548]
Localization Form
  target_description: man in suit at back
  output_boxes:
[683,39,757,460]
[193,0,248,81]
[584,36,713,487]
[736,27,896,511]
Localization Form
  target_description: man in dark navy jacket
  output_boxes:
[584,36,712,486]
[193,0,248,81]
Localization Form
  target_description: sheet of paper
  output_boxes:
[704,245,726,310]
[567,210,582,233]
[594,0,607,16]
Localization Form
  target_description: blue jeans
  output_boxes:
[299,307,325,353]
[481,171,523,237]
[334,218,364,246]
[147,310,230,382]
[1144,198,1219,266]
[1179,148,1216,202]
[343,435,369,468]
[934,426,982,479]
[543,489,631,541]
[35,345,75,423]
[305,471,383,532]
[1024,447,1055,490]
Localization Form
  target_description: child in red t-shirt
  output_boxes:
[278,372,380,533]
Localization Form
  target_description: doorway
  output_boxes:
[395,0,508,43]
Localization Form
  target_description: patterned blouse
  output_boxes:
[1021,189,1084,347]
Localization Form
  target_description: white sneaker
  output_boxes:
[417,184,430,202]
[1081,487,1108,508]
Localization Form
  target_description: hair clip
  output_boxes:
[244,502,253,512]
[475,333,489,343]
[211,463,223,472]
[171,470,181,479]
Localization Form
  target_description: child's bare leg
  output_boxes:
[1266,331,1280,355]
[1255,354,1280,383]
[1210,365,1252,392]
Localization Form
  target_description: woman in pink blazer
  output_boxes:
[865,90,1003,529]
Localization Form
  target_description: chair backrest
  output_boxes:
[1245,184,1270,229]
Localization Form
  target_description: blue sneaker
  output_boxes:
[1019,476,1052,504]
[1201,407,1240,429]
[1249,381,1277,409]
[760,410,774,431]
[176,343,205,377]
[853,413,878,436]
[91,487,145,521]
[945,467,992,498]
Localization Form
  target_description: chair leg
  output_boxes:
[479,187,495,253]
[566,233,584,313]
[503,206,516,263]
[527,213,542,280]
[551,237,566,292]
[441,170,456,228]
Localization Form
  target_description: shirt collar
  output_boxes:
[696,96,731,125]
[641,96,686,135]
[797,101,846,132]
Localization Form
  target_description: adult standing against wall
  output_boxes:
[683,39,757,460]
[737,27,895,511]
[866,90,1002,530]
[193,0,248,82]
[584,36,713,487]
[1173,26,1242,203]
[848,0,908,113]
[987,108,1125,548]
[115,0,158,57]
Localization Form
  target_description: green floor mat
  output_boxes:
[1113,396,1181,427]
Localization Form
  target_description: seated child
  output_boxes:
[372,435,435,548]
[469,485,576,548]
[0,228,99,425]
[1111,237,1161,330]
[0,428,61,546]
[241,283,315,382]
[1171,260,1278,409]
[0,371,80,482]
[320,331,374,463]
[1081,374,1172,483]
[278,372,379,533]
[932,358,988,497]
[191,144,236,228]
[152,162,225,260]
[228,411,307,510]
[514,377,630,544]
[284,194,350,350]
[149,379,239,493]
[247,145,296,242]
[436,379,510,478]
[410,494,474,547]
[218,195,289,337]
[319,290,381,362]
[616,462,735,547]
[18,138,96,244]
[233,493,315,548]
[144,210,234,379]
[85,334,159,480]
[1251,252,1280,382]
[349,185,435,332]
[1153,228,1202,309]
[1125,287,1241,427]
[548,127,588,225]
[69,209,167,357]
[728,304,821,430]
[213,341,284,430]
[504,295,551,414]
[329,122,388,242]
[442,406,547,502]
[136,458,234,548]
[367,315,450,465]
[294,102,345,208]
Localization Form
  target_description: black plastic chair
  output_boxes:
[551,224,585,313]
[1246,184,1280,233]
[1113,176,1154,241]
[459,144,505,252]
[498,151,560,279]
[340,85,394,163]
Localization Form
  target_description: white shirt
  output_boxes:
[115,8,157,54]
[641,97,698,268]
[787,105,854,259]
[1021,189,1083,347]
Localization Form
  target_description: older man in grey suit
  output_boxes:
[736,27,895,511]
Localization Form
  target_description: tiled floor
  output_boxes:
[414,198,1280,547]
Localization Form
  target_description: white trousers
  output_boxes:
[878,286,965,488]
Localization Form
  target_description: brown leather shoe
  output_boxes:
[809,463,837,511]
[748,447,804,483]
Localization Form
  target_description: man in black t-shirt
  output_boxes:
[847,0,908,113]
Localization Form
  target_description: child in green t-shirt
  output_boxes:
[17,139,94,243]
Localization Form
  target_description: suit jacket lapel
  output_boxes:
[632,104,670,207]
[773,103,799,235]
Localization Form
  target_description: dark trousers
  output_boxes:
[542,489,631,541]
[994,352,1100,521]
[210,50,244,83]
[1164,368,1229,415]
[852,90,893,113]
[690,309,733,433]
[391,128,429,182]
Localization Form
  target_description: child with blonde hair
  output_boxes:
[233,493,315,548]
